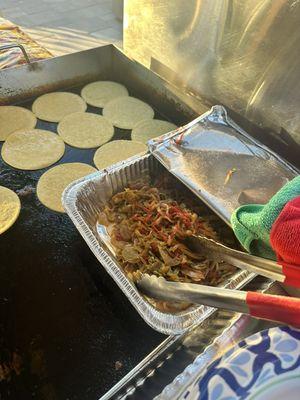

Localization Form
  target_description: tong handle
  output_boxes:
[138,275,300,326]
[247,291,300,326]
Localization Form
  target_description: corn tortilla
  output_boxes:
[37,162,97,213]
[131,119,177,143]
[93,140,147,170]
[1,129,65,170]
[32,92,87,122]
[57,112,114,148]
[103,96,154,129]
[0,186,21,234]
[81,81,128,108]
[0,106,37,141]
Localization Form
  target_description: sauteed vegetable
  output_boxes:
[98,185,236,285]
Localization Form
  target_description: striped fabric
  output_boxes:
[0,18,52,69]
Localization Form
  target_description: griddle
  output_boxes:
[0,45,198,400]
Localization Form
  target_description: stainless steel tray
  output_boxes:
[63,152,254,335]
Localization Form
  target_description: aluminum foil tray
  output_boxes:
[149,105,298,224]
[63,152,253,335]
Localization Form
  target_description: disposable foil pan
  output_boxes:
[63,152,254,335]
[63,106,298,335]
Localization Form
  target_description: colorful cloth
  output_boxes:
[231,176,300,259]
[0,18,52,69]
[270,196,300,268]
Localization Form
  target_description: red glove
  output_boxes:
[270,196,300,285]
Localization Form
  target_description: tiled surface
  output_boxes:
[0,0,123,56]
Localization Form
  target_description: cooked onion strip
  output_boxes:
[99,185,236,286]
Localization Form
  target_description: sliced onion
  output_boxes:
[119,224,132,241]
[98,212,110,226]
[181,267,205,281]
[158,246,181,266]
[111,236,127,250]
[122,245,140,263]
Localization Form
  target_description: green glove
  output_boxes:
[231,176,300,259]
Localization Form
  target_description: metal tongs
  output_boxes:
[137,275,300,326]
[183,235,300,288]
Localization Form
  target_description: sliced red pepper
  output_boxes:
[144,212,153,223]
[152,225,168,241]
[153,216,163,226]
[175,131,185,145]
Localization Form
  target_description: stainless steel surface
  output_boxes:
[124,0,300,168]
[185,235,285,283]
[137,275,248,313]
[0,45,110,103]
[0,45,200,125]
[97,277,279,399]
[63,152,253,335]
[100,334,181,400]
[150,105,297,224]
[0,43,31,64]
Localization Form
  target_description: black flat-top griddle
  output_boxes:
[0,46,198,400]
[0,112,163,400]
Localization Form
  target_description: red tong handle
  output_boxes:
[247,291,300,326]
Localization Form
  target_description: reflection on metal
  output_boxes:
[124,0,300,167]
[150,106,296,222]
